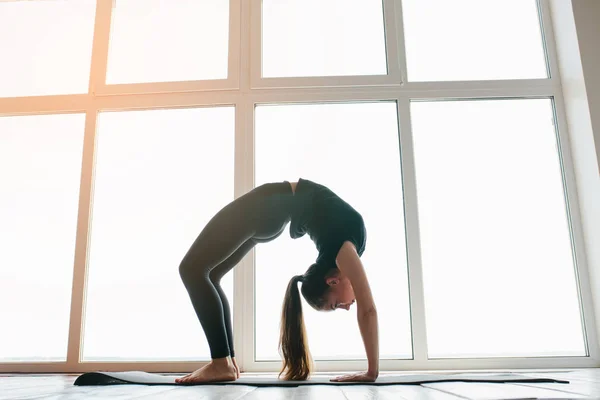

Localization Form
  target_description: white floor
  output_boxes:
[2,369,600,399]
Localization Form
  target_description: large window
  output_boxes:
[0,0,594,374]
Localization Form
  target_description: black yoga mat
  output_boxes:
[74,371,569,387]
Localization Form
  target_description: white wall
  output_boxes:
[550,0,600,359]
[572,0,600,162]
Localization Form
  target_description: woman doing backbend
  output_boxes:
[176,178,378,384]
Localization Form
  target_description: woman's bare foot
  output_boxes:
[232,357,241,379]
[175,357,237,384]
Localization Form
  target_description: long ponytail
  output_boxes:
[279,275,313,380]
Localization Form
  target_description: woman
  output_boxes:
[176,178,378,383]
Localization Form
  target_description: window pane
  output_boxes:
[262,0,387,78]
[0,0,95,97]
[107,0,229,84]
[255,102,411,360]
[411,99,585,358]
[0,114,85,361]
[83,107,235,361]
[402,0,548,81]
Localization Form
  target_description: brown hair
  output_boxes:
[279,263,337,380]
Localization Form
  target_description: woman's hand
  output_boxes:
[330,371,378,382]
[335,242,380,379]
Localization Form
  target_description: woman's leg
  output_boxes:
[176,238,255,383]
[209,239,256,364]
[178,203,254,359]
[177,199,256,383]
[177,182,293,383]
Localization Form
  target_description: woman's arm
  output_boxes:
[333,241,379,381]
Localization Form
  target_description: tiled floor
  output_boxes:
[2,369,600,399]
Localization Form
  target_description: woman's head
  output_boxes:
[279,263,356,380]
[301,264,356,311]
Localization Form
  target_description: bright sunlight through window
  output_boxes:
[107,0,229,84]
[0,114,85,361]
[255,102,412,361]
[83,107,234,361]
[402,0,548,81]
[0,0,95,97]
[411,99,586,358]
[262,0,387,78]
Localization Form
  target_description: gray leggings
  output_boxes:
[178,181,294,359]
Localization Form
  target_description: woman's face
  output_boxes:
[324,274,355,311]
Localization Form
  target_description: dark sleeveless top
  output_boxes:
[289,178,366,269]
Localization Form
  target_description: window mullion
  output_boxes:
[65,109,98,368]
[240,0,253,93]
[233,0,254,373]
[0,94,90,116]
[397,96,429,362]
[249,0,262,90]
[537,0,559,81]
[65,0,113,368]
[88,0,112,96]
[228,0,242,90]
[233,97,256,372]
[387,0,408,84]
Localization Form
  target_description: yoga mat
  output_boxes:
[74,371,569,387]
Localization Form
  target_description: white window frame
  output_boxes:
[0,0,597,374]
